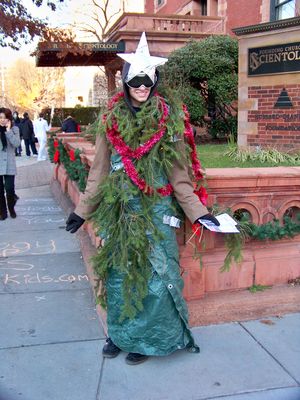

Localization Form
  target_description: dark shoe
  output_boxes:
[6,194,17,218]
[102,338,121,358]
[125,352,148,365]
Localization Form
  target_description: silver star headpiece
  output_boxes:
[117,32,168,83]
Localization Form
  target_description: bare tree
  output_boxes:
[72,0,122,41]
[0,0,67,50]
[69,0,124,103]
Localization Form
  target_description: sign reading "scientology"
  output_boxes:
[248,42,300,76]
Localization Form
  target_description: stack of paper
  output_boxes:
[199,213,240,233]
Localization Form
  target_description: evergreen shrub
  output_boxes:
[162,35,238,139]
[42,106,101,127]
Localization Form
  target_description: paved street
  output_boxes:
[0,155,299,400]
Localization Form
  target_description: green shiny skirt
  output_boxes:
[106,195,200,356]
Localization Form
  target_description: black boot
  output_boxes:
[0,192,7,220]
[6,194,17,218]
[125,352,148,365]
[102,338,121,358]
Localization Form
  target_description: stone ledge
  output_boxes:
[189,284,300,326]
[51,178,300,328]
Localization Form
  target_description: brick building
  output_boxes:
[144,0,299,34]
[139,1,300,151]
[101,0,299,92]
[37,0,300,127]
[233,16,300,150]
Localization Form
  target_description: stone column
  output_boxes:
[233,17,300,151]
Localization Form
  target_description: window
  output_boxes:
[270,0,296,21]
[200,0,207,16]
[157,0,165,7]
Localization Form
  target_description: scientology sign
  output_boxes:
[248,41,300,76]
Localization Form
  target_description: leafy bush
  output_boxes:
[162,35,238,138]
[42,106,101,127]
[209,115,237,140]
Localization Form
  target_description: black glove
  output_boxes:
[197,213,220,226]
[66,212,85,233]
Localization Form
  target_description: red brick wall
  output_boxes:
[227,0,262,34]
[248,85,300,149]
[145,0,264,29]
[145,0,154,13]
[145,0,184,14]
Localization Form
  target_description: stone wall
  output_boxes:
[52,135,300,310]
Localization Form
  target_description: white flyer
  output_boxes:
[199,213,240,233]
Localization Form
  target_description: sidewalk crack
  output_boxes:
[239,322,300,385]
[96,356,105,400]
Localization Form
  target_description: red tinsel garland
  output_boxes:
[104,92,207,201]
[182,105,204,182]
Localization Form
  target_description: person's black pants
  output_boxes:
[15,138,22,156]
[0,175,15,197]
[0,175,17,218]
[24,138,38,156]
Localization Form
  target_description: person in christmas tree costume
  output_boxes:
[66,33,220,365]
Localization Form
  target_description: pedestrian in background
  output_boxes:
[19,112,38,157]
[62,115,79,133]
[0,107,21,220]
[33,112,51,161]
[13,111,22,156]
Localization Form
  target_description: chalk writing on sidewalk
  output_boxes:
[0,259,34,271]
[2,273,89,285]
[19,216,65,225]
[0,240,56,257]
[17,206,62,213]
[0,258,90,286]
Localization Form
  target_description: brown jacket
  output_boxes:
[75,134,208,224]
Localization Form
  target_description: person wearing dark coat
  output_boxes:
[13,111,22,156]
[62,116,79,133]
[19,112,38,157]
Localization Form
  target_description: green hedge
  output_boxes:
[42,107,101,127]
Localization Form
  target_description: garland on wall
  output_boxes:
[249,215,300,241]
[220,213,300,272]
[48,137,88,192]
[191,206,300,272]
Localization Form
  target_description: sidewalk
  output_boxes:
[0,158,299,400]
